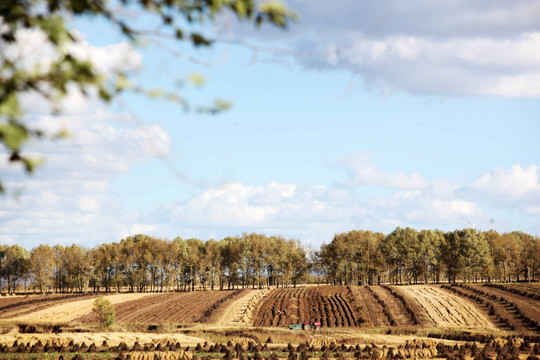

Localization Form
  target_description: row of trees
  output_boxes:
[0,234,308,293]
[1,228,539,293]
[319,228,539,285]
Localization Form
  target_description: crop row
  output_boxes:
[380,285,420,325]
[458,285,540,332]
[0,293,94,313]
[441,285,514,330]
[365,286,396,326]
[344,286,366,325]
[484,283,540,301]
[198,289,245,323]
[253,287,359,327]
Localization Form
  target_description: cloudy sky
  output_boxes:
[1,0,540,249]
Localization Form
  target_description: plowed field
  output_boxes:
[369,286,413,326]
[399,286,494,328]
[0,293,98,320]
[253,286,360,328]
[13,293,155,323]
[218,289,270,325]
[77,290,238,324]
[472,285,540,329]
[504,283,540,297]
[349,286,390,327]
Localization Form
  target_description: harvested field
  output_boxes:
[399,285,495,328]
[472,285,540,327]
[253,286,360,328]
[442,285,520,331]
[369,286,414,326]
[486,283,540,300]
[77,290,240,324]
[0,293,97,319]
[349,286,390,327]
[218,289,270,326]
[0,295,43,308]
[0,331,205,348]
[503,283,540,297]
[11,293,156,323]
[2,332,540,360]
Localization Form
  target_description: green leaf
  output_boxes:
[0,122,28,151]
[22,155,45,173]
[191,33,212,47]
[215,98,232,111]
[114,72,133,92]
[188,73,205,86]
[147,88,164,98]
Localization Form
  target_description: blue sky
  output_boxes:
[1,0,540,248]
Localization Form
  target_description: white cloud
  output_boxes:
[0,32,171,248]
[465,164,540,200]
[368,189,480,225]
[334,151,427,189]
[68,32,143,75]
[3,138,540,246]
[2,28,141,76]
[118,223,159,239]
[288,0,540,38]
[256,1,540,97]
[156,162,540,244]
[163,181,367,238]
[301,33,540,97]
[78,196,100,213]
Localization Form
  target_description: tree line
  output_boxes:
[0,228,538,293]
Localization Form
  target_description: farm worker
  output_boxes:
[272,306,276,316]
[283,309,288,316]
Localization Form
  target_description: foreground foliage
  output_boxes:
[0,0,295,191]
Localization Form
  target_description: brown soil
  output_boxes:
[252,286,360,328]
[217,289,270,326]
[369,286,412,326]
[77,291,237,324]
[11,293,156,323]
[349,286,390,327]
[442,285,518,331]
[0,293,97,319]
[472,285,540,325]
[505,283,540,297]
[399,286,494,328]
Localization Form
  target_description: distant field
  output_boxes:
[77,290,242,324]
[0,284,538,333]
[1,284,539,360]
